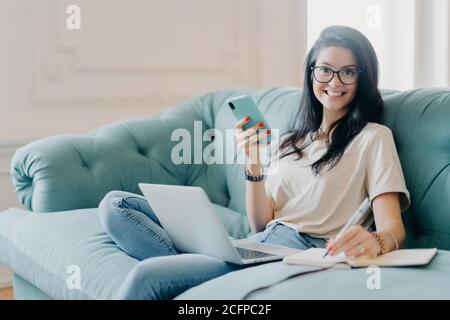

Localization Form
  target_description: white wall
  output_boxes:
[0,0,307,211]
[0,0,307,281]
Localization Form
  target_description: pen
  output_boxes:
[322,197,371,258]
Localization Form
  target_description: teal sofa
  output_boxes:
[1,87,449,300]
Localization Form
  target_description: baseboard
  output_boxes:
[0,265,13,288]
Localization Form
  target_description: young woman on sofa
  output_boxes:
[98,25,410,299]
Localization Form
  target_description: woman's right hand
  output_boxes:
[234,116,271,166]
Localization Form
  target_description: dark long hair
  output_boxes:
[278,25,383,176]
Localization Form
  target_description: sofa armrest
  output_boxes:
[10,118,190,212]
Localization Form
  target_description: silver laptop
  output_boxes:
[139,183,301,265]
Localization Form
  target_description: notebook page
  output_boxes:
[283,248,352,267]
[283,248,438,268]
[348,248,438,267]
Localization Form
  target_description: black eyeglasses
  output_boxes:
[311,65,362,85]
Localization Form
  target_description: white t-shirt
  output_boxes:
[264,122,411,239]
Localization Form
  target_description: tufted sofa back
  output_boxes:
[380,88,450,249]
[11,87,450,249]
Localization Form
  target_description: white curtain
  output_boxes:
[383,0,450,90]
[414,0,450,88]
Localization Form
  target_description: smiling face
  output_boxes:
[312,46,359,119]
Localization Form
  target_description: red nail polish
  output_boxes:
[259,122,264,127]
[267,141,271,144]
[245,116,250,122]
[266,129,271,134]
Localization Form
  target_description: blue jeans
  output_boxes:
[98,190,327,300]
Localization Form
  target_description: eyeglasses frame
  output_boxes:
[310,65,362,85]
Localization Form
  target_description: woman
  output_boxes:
[98,25,410,299]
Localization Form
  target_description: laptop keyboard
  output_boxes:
[235,247,277,259]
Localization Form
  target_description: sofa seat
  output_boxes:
[177,250,450,300]
[0,207,138,299]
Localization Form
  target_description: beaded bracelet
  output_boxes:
[371,232,386,256]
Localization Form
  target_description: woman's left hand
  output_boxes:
[326,225,381,258]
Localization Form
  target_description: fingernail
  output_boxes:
[266,129,271,135]
[245,116,250,122]
[259,122,264,127]
[267,141,271,144]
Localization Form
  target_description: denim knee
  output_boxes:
[98,190,178,259]
[98,190,126,234]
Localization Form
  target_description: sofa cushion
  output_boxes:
[0,207,138,299]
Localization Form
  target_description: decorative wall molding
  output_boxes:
[25,0,264,107]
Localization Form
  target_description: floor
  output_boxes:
[0,287,14,300]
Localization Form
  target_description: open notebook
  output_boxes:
[283,248,438,268]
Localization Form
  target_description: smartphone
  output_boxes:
[227,95,271,144]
